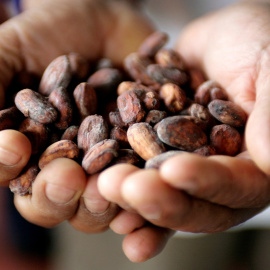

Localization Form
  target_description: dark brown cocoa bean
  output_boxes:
[0,106,23,130]
[110,126,129,148]
[145,110,167,126]
[117,89,146,125]
[208,99,247,127]
[123,52,157,86]
[146,64,189,86]
[111,149,140,166]
[82,139,119,174]
[73,82,97,119]
[210,124,242,156]
[61,125,79,141]
[15,89,58,124]
[9,161,39,196]
[39,140,80,169]
[19,118,50,155]
[87,67,123,97]
[49,87,73,129]
[39,55,73,96]
[157,116,207,151]
[77,115,109,154]
[138,31,168,58]
[145,150,183,169]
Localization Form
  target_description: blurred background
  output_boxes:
[2,0,270,269]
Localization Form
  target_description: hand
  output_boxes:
[0,0,153,232]
[97,1,270,260]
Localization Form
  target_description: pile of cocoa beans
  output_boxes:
[0,31,247,196]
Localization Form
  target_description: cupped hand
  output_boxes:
[0,0,153,234]
[97,2,270,259]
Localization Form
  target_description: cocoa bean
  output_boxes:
[208,99,247,127]
[39,55,73,96]
[9,161,39,196]
[82,139,119,174]
[157,116,207,151]
[49,86,73,129]
[210,124,242,156]
[15,89,58,124]
[73,82,97,120]
[138,31,168,58]
[38,139,80,169]
[127,122,166,160]
[77,115,109,154]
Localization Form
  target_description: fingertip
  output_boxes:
[0,129,32,182]
[97,164,139,202]
[122,226,173,262]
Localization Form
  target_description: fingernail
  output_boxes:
[46,183,77,204]
[84,198,110,214]
[0,147,21,166]
[139,204,162,220]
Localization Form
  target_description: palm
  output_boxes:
[0,0,153,99]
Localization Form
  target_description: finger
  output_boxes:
[120,168,262,232]
[159,153,270,209]
[122,225,174,263]
[0,129,31,184]
[98,164,140,210]
[14,158,86,227]
[109,209,146,235]
[69,174,119,233]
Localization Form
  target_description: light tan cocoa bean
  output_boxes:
[38,140,80,169]
[157,116,207,151]
[77,115,109,154]
[155,48,185,70]
[127,122,166,160]
[208,99,247,127]
[0,106,23,130]
[210,124,242,156]
[160,83,186,113]
[15,89,58,124]
[49,87,73,129]
[145,150,183,169]
[82,139,119,174]
[19,118,50,155]
[138,31,168,58]
[117,89,146,125]
[73,82,97,120]
[117,81,150,96]
[9,161,39,196]
[39,55,73,96]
